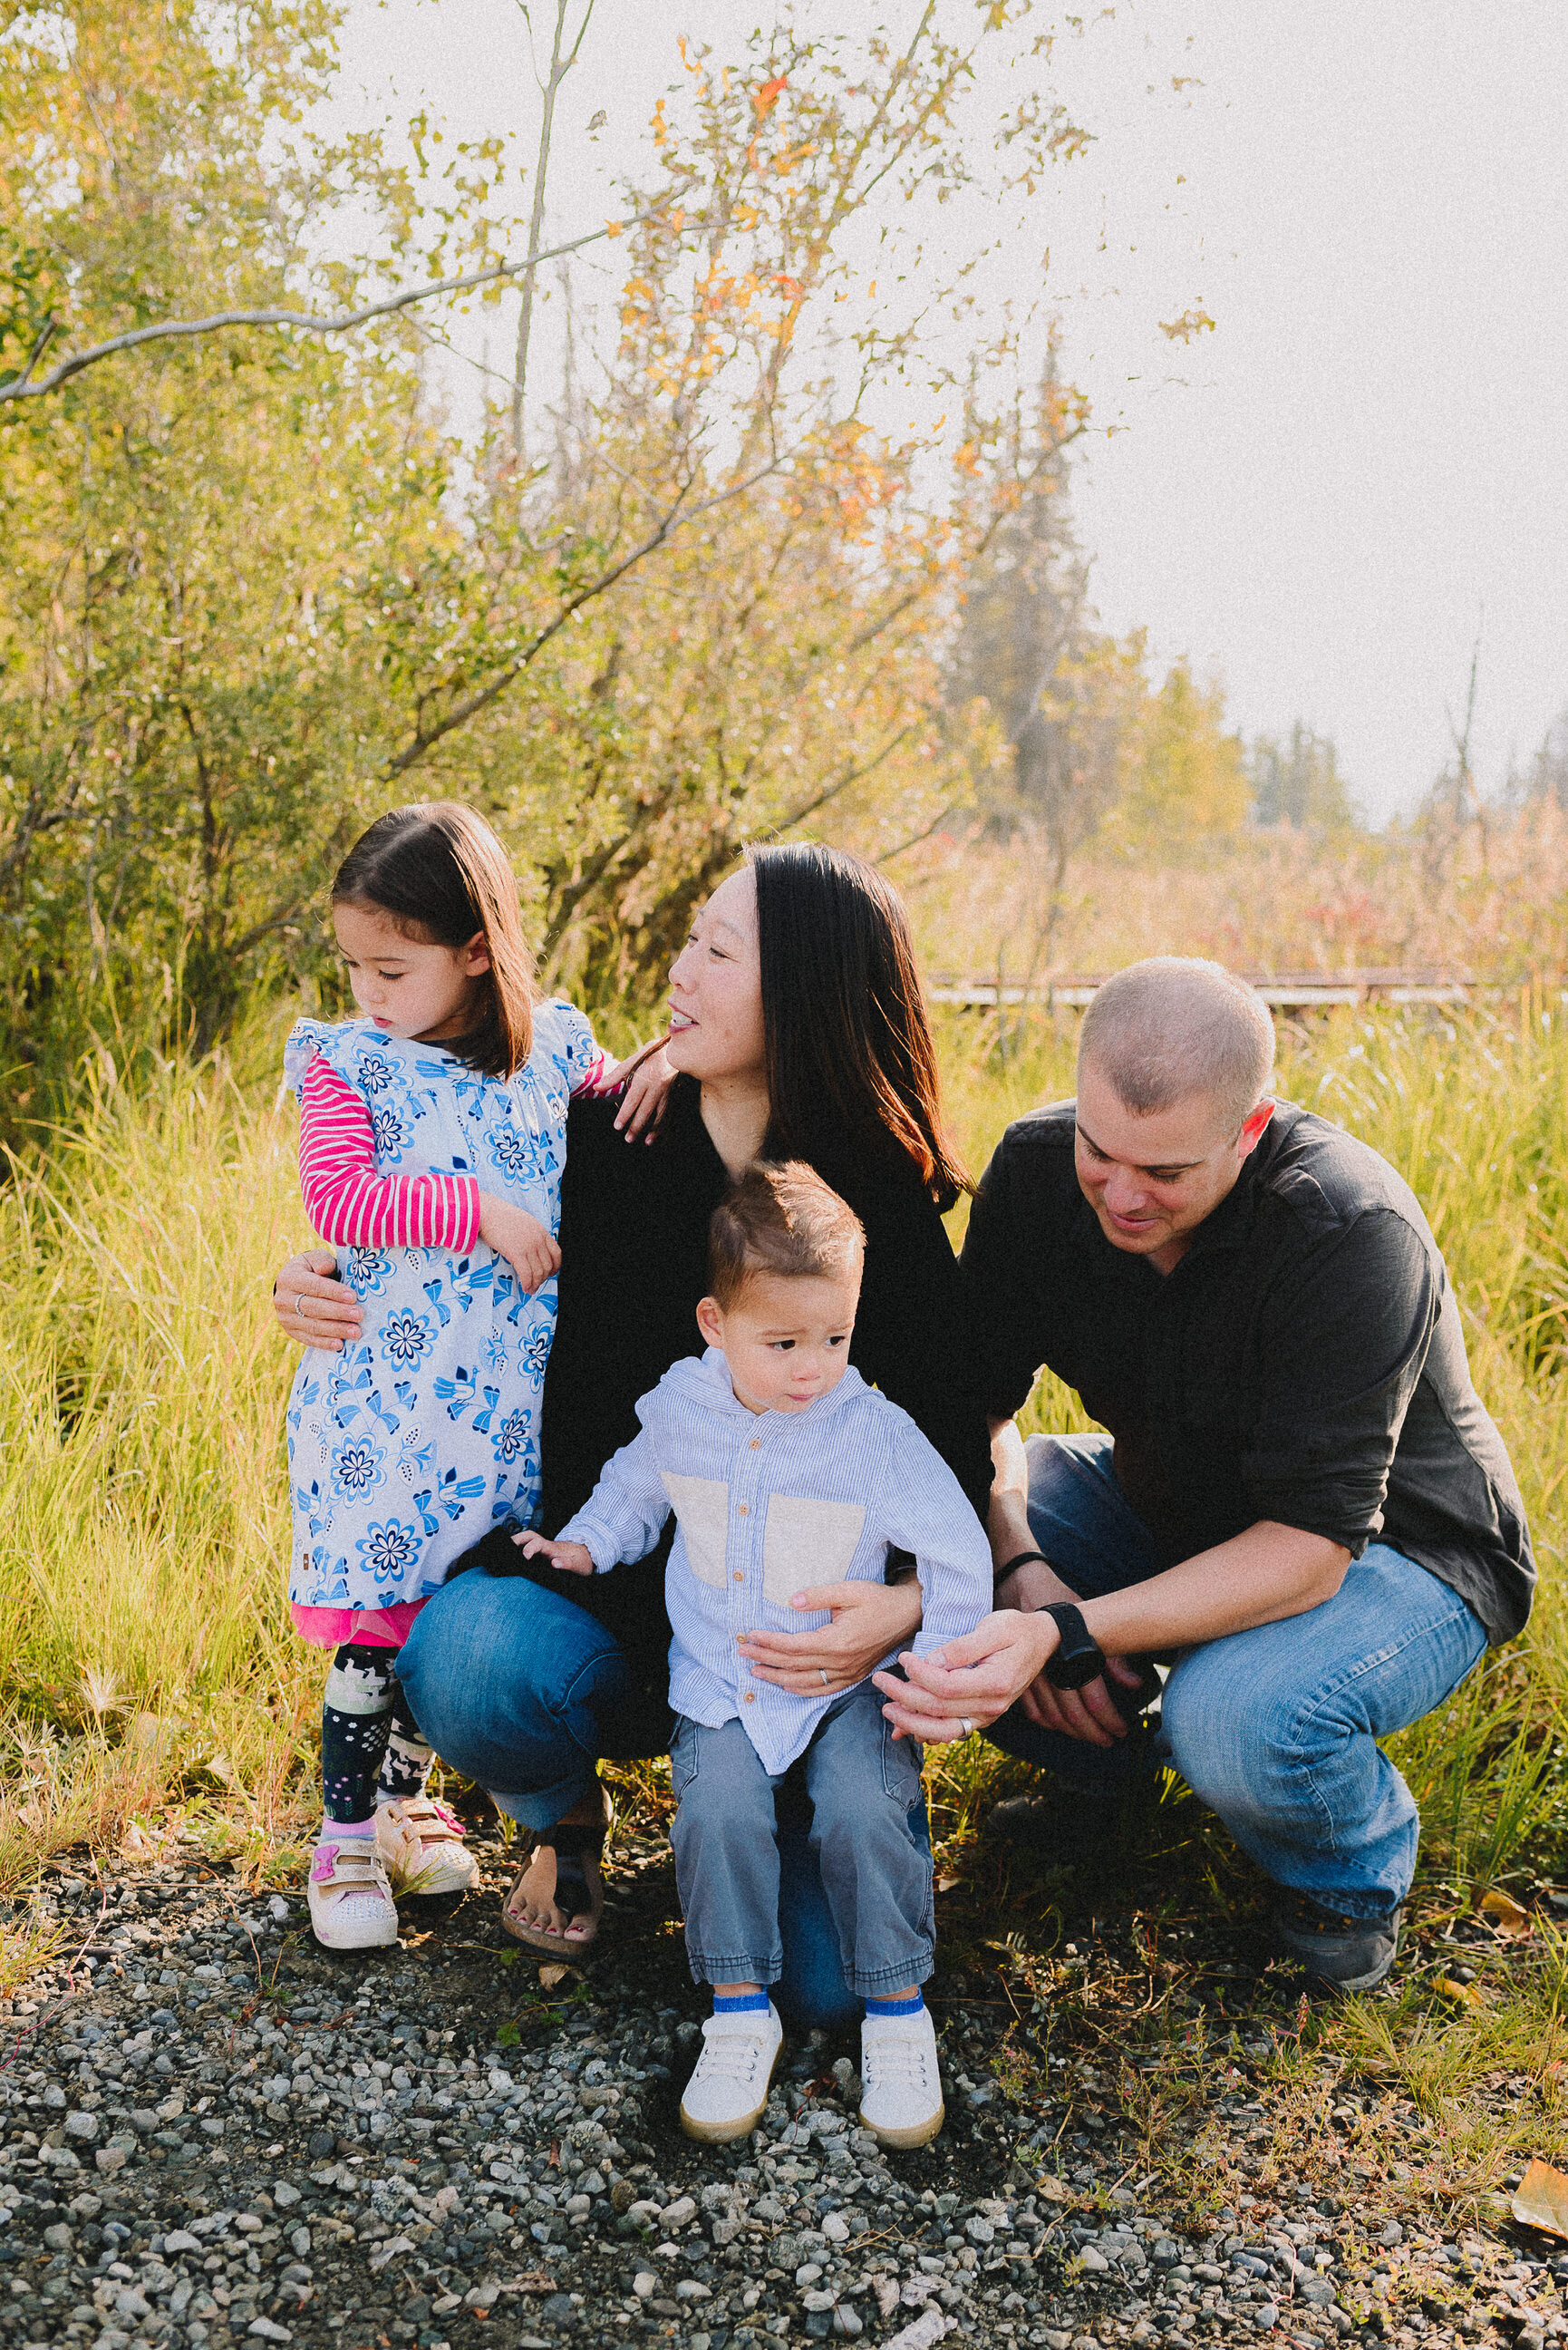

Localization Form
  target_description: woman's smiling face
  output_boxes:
[665,867,766,1084]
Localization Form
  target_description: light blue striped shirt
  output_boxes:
[557,1347,994,1773]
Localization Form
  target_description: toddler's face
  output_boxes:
[334,900,490,1044]
[697,1267,861,1415]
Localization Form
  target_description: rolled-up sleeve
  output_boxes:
[1240,1209,1438,1553]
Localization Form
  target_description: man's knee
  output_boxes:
[1159,1646,1308,1824]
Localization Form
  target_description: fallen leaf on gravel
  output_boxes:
[1034,2174,1073,2204]
[1513,2158,1568,2238]
[935,1874,965,1893]
[499,2272,557,2294]
[1436,1976,1482,2005]
[1480,1889,1533,1936]
[537,1963,573,1988]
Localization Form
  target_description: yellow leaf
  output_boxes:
[538,1963,573,1989]
[1480,1888,1533,1937]
[1514,2158,1568,2238]
[1436,1976,1481,2005]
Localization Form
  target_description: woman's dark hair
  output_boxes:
[750,841,969,1209]
[332,802,535,1077]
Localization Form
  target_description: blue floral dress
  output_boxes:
[283,1004,602,1616]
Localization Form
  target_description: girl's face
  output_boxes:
[666,868,767,1085]
[334,900,490,1044]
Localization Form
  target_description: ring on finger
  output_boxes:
[818,1669,830,1689]
[960,1716,973,1736]
[295,1296,306,1321]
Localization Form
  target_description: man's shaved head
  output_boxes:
[1079,957,1275,1135]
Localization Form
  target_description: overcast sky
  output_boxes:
[330,0,1568,823]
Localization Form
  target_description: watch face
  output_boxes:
[1050,1648,1104,1691]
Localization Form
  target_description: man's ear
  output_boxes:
[695,1296,725,1349]
[1237,1097,1276,1160]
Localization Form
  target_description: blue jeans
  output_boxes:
[397,1569,922,2024]
[988,1434,1488,1918]
[672,1685,934,1996]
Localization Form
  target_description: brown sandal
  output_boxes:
[501,1795,614,1957]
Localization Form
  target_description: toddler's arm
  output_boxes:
[879,1427,998,1656]
[510,1425,672,1573]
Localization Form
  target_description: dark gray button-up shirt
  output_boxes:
[962,1098,1533,1643]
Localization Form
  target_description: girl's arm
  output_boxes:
[299,1054,480,1250]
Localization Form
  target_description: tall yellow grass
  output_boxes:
[2,995,1566,1904]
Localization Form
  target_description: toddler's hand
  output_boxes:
[511,1529,595,1577]
[479,1197,561,1293]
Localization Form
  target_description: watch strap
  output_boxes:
[994,1548,1050,1587]
[1041,1600,1107,1691]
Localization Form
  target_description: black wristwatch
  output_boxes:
[1040,1602,1106,1690]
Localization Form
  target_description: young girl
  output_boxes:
[284,801,666,1950]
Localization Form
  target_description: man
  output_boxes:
[874,957,1533,1990]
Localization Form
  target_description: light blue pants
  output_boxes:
[671,1684,934,1996]
[986,1433,1488,1918]
[397,1569,923,2025]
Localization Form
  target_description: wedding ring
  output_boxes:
[960,1717,973,1737]
[295,1296,306,1320]
[819,1670,830,1688]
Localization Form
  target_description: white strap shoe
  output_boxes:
[375,1795,480,1896]
[307,1838,399,1951]
[859,2005,945,2148]
[679,2002,784,2143]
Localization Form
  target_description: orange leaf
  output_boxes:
[753,74,787,119]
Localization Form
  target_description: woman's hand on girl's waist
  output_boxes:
[273,1248,363,1352]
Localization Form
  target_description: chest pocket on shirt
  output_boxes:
[662,1472,730,1589]
[763,1495,866,1607]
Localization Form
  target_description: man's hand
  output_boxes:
[479,1198,561,1292]
[511,1529,595,1577]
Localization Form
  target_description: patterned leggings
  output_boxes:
[321,1645,435,1824]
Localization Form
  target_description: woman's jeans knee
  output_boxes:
[986,1432,1487,1914]
[398,1571,626,1832]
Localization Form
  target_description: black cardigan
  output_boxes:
[455,1075,993,1753]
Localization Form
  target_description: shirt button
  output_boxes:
[744,1692,757,1704]
[733,1571,744,1583]
[750,1438,760,1450]
[737,1503,750,1517]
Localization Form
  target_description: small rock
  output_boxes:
[43,2223,73,2251]
[659,2194,697,2229]
[268,1896,289,1920]
[965,2217,994,2245]
[632,2273,657,2299]
[64,2110,100,2141]
[247,2323,293,2343]
[273,2181,302,2208]
[1257,2301,1280,2329]
[163,2231,201,2256]
[823,2213,851,2243]
[674,2279,711,2300]
[1078,2246,1109,2272]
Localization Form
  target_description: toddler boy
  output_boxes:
[516,1160,992,2146]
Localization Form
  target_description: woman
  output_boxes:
[273,843,992,2018]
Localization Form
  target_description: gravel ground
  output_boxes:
[0,1804,1562,2350]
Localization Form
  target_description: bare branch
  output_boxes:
[0,214,657,408]
[771,724,917,834]
[512,0,595,455]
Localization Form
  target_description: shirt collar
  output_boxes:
[695,1345,866,1425]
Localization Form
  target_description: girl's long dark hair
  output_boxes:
[750,841,969,1209]
[333,802,535,1077]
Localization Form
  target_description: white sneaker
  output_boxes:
[307,1837,399,1950]
[375,1795,481,1896]
[679,2002,784,2143]
[858,2005,944,2149]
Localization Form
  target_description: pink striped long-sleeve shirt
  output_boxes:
[298,1053,483,1250]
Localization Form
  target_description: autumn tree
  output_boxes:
[1249,722,1356,830]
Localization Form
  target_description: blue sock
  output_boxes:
[713,1989,771,2015]
[865,1990,924,2020]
